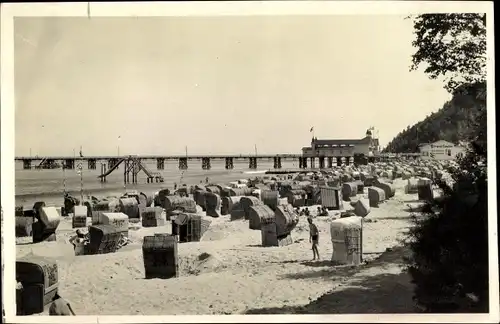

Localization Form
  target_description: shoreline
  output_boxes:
[15,168,256,209]
[15,166,326,209]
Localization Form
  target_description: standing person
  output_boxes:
[301,192,307,206]
[69,229,87,256]
[307,217,320,260]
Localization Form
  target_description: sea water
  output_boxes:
[15,159,300,209]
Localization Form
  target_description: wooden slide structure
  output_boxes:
[97,156,164,184]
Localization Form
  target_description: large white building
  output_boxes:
[419,140,466,160]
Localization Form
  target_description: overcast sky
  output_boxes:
[14,16,451,156]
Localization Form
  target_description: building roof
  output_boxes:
[313,136,371,146]
[419,140,456,148]
[431,140,455,146]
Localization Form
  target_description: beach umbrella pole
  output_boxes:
[62,163,66,195]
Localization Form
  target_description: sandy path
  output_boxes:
[246,245,415,314]
[16,179,422,315]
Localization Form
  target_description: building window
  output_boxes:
[447,149,451,156]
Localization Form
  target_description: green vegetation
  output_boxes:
[400,14,489,312]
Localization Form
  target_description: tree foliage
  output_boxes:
[385,13,487,153]
[401,14,489,313]
[409,13,486,92]
[405,141,488,312]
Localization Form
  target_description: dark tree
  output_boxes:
[405,140,488,312]
[401,13,489,313]
[383,14,487,154]
[409,13,486,92]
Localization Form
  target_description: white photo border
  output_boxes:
[1,1,497,323]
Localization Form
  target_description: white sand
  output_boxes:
[16,179,423,315]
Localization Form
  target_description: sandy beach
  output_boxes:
[16,177,423,315]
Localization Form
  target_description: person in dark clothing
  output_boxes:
[69,229,87,255]
[49,293,75,316]
[307,217,320,260]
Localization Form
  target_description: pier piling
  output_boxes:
[64,159,75,170]
[273,157,282,169]
[23,160,32,170]
[225,157,234,170]
[156,158,165,170]
[88,159,97,170]
[178,158,188,170]
[201,157,211,170]
[249,157,257,169]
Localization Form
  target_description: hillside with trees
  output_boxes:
[383,13,486,154]
[382,82,485,153]
[400,13,489,313]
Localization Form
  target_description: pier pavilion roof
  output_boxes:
[313,136,372,146]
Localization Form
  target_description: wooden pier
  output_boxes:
[16,154,306,172]
[14,153,418,183]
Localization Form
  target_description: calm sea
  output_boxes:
[14,159,300,209]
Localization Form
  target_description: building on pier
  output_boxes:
[302,128,380,159]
